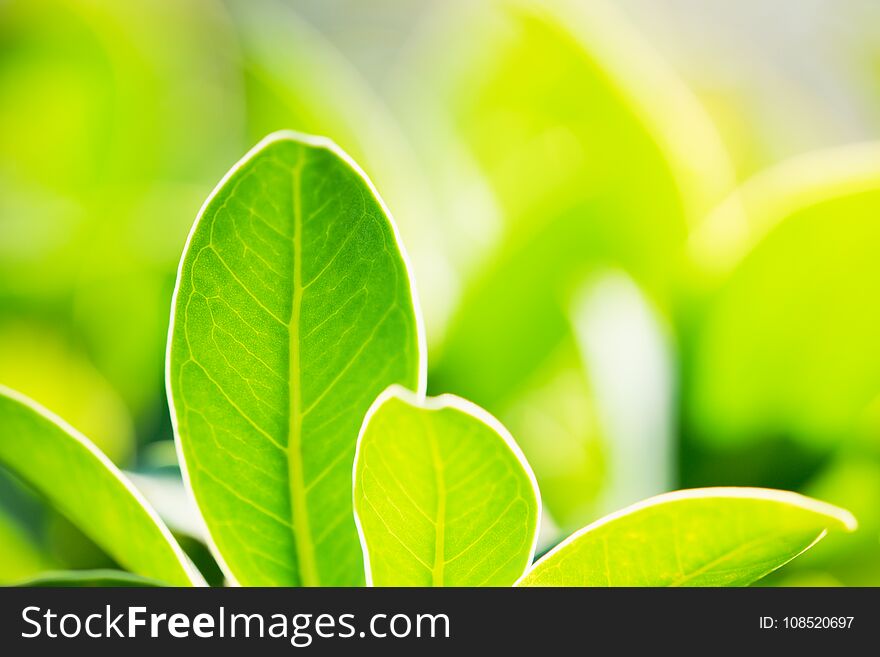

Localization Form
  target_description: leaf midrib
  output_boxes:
[288,152,320,586]
[427,420,446,586]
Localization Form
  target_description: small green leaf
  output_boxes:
[0,386,201,586]
[517,488,856,587]
[12,570,165,588]
[353,386,540,586]
[168,131,424,586]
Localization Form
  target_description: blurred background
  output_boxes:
[1,0,879,586]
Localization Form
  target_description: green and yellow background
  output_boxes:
[2,0,880,586]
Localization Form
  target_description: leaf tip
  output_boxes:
[683,487,858,533]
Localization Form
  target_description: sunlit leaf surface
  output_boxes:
[354,387,539,586]
[168,132,423,586]
[518,488,855,586]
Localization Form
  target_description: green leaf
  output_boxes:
[0,386,200,586]
[0,505,55,584]
[353,386,540,586]
[167,131,424,586]
[686,144,880,448]
[12,570,165,588]
[517,488,856,587]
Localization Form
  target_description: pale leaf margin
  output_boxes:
[515,487,857,586]
[164,130,428,587]
[0,385,205,586]
[352,384,542,586]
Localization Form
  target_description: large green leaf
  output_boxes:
[167,131,424,586]
[0,386,200,586]
[518,488,856,587]
[686,144,880,448]
[353,386,540,586]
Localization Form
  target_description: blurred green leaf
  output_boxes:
[0,0,244,417]
[569,272,675,516]
[44,512,117,572]
[0,0,243,275]
[407,0,734,523]
[518,488,855,586]
[420,0,734,401]
[501,346,605,529]
[502,270,676,532]
[168,133,423,586]
[71,264,176,420]
[0,320,134,464]
[0,0,242,190]
[0,506,54,584]
[0,386,201,585]
[12,569,164,587]
[686,144,880,448]
[354,387,540,586]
